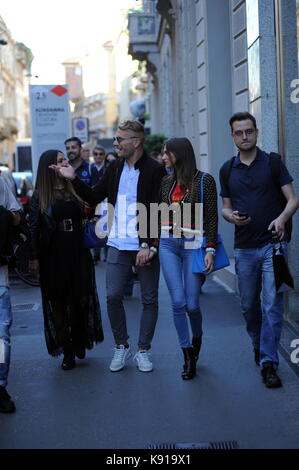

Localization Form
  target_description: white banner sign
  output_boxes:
[29,85,70,181]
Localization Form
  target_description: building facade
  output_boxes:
[128,0,299,331]
[0,16,31,168]
[63,7,145,148]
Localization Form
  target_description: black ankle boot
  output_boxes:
[61,347,76,370]
[75,345,86,360]
[181,347,196,380]
[192,337,202,363]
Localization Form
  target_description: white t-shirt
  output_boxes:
[0,177,21,288]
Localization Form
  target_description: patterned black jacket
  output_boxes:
[159,170,218,246]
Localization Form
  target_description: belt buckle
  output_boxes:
[63,219,73,231]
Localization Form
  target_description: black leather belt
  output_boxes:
[56,219,83,232]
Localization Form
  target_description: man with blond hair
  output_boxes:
[54,120,166,373]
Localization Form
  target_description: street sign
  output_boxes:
[72,117,89,143]
[29,85,70,181]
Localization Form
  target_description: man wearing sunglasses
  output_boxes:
[219,112,298,389]
[90,146,106,187]
[54,120,166,374]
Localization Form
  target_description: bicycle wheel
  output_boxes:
[13,240,40,287]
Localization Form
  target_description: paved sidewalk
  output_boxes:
[1,264,299,449]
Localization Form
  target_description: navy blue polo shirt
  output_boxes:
[75,159,92,186]
[219,147,293,248]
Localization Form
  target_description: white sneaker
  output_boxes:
[134,350,153,372]
[109,345,132,372]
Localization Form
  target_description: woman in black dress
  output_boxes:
[29,149,104,370]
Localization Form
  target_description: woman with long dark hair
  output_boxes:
[28,150,103,370]
[159,138,218,380]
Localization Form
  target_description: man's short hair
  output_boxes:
[64,137,82,147]
[118,120,145,137]
[229,112,257,132]
[93,145,106,155]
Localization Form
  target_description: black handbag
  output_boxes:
[272,242,294,293]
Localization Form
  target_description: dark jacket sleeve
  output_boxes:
[203,174,218,246]
[141,164,167,248]
[72,169,109,206]
[0,205,14,261]
[28,190,41,260]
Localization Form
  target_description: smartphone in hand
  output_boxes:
[238,211,249,218]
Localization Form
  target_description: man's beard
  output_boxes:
[68,153,79,161]
[123,151,134,160]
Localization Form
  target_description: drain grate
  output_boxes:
[148,441,239,450]
[12,303,39,312]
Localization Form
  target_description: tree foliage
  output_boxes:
[144,134,167,154]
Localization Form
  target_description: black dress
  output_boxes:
[38,193,104,356]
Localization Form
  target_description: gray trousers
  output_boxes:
[106,247,160,350]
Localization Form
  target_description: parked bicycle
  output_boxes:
[8,214,40,287]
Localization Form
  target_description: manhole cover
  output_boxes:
[12,303,39,312]
[148,441,239,449]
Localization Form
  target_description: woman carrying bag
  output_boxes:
[28,150,103,370]
[159,138,218,380]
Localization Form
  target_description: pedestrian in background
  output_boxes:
[65,137,92,187]
[90,146,107,263]
[159,137,218,380]
[220,112,299,388]
[51,120,166,374]
[0,176,21,412]
[81,143,91,163]
[28,149,103,371]
[90,146,106,187]
[105,151,118,165]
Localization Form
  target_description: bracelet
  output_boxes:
[140,242,149,249]
[205,247,216,255]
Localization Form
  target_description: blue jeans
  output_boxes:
[234,242,286,368]
[159,236,203,348]
[0,287,12,387]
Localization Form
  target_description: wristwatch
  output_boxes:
[150,246,157,254]
[140,242,149,249]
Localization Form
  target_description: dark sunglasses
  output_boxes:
[93,152,105,156]
[113,136,137,144]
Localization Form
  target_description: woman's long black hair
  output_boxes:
[163,137,197,188]
[35,149,79,212]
